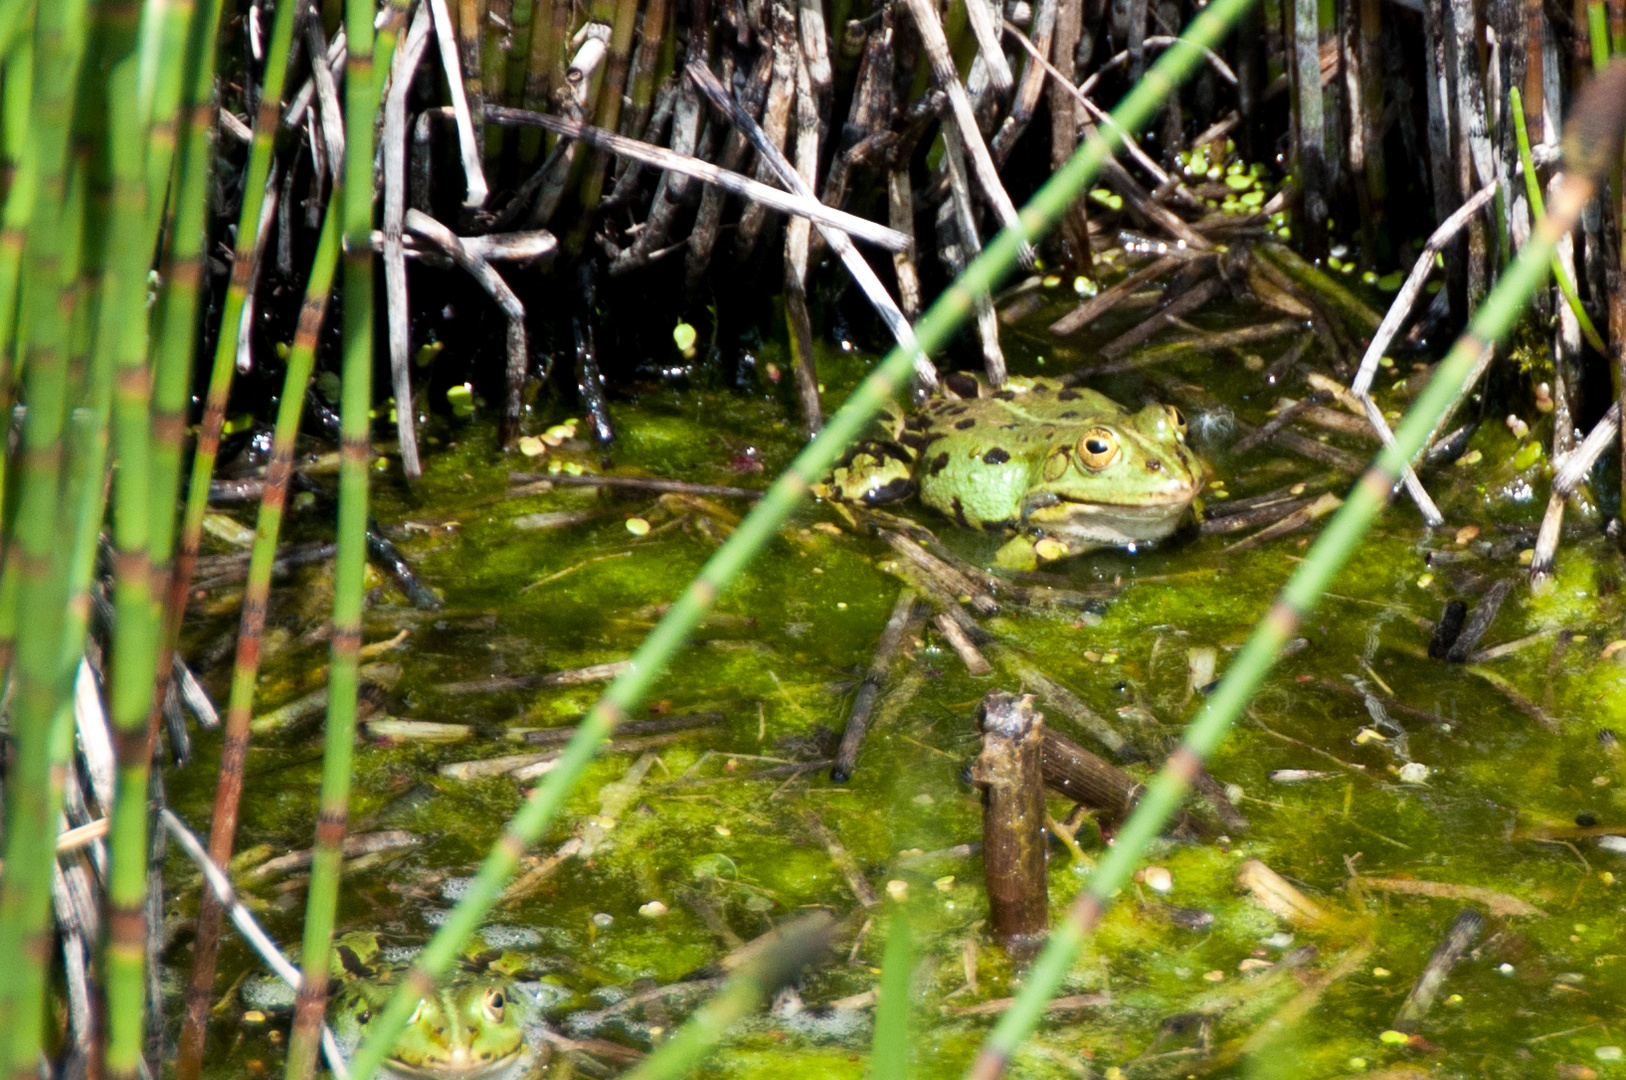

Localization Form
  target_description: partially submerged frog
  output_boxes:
[243,933,542,1080]
[821,375,1204,568]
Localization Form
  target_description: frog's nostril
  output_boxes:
[1145,459,1162,472]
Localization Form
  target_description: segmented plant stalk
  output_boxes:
[0,0,91,1064]
[963,59,1626,1080]
[0,41,36,535]
[160,0,299,692]
[144,43,226,1067]
[1510,86,1607,353]
[570,0,642,243]
[139,0,200,244]
[283,0,392,1073]
[184,203,339,1080]
[618,915,836,1080]
[343,0,1250,1072]
[143,0,224,764]
[97,0,172,1068]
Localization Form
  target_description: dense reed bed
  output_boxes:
[0,0,1623,1074]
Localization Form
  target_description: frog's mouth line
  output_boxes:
[383,1049,529,1080]
[1032,491,1201,516]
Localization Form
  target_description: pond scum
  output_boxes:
[1,0,1626,1076]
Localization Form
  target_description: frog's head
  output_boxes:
[1020,402,1204,548]
[336,980,531,1080]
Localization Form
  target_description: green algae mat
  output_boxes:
[175,286,1626,1080]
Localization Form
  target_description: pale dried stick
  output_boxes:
[282,29,346,131]
[1077,35,1237,95]
[427,0,490,207]
[487,105,913,251]
[686,63,938,388]
[900,0,1035,267]
[786,48,823,435]
[989,0,1056,166]
[1340,184,1499,526]
[303,10,346,176]
[383,3,434,479]
[369,229,557,264]
[236,163,281,374]
[1352,182,1498,396]
[404,210,527,447]
[942,122,1006,385]
[162,810,350,1077]
[964,0,1015,92]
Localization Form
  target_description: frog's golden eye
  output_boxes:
[483,988,507,1023]
[1166,405,1187,437]
[1077,429,1119,470]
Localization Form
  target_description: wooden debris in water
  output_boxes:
[1442,578,1512,663]
[1235,859,1330,927]
[1392,908,1484,1033]
[364,718,472,743]
[880,531,999,616]
[405,209,530,449]
[1040,726,1209,838]
[933,612,992,675]
[1352,876,1544,917]
[996,650,1138,763]
[508,471,764,498]
[943,992,1109,1018]
[801,810,880,907]
[1221,492,1343,552]
[833,589,930,781]
[241,831,423,881]
[973,691,1049,959]
[249,664,400,735]
[438,658,631,694]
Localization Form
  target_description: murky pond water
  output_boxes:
[175,273,1626,1079]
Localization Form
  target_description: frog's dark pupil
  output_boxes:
[491,993,504,1008]
[1086,438,1109,454]
[1171,407,1186,426]
[358,1012,370,1025]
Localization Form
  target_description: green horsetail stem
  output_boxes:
[620,914,837,1080]
[96,0,178,1066]
[962,58,1626,1080]
[342,0,1254,1073]
[0,0,91,1068]
[148,7,229,1061]
[146,0,224,671]
[160,0,300,692]
[281,2,405,1077]
[179,205,341,1080]
[1509,85,1607,354]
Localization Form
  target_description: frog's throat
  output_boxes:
[381,1048,532,1080]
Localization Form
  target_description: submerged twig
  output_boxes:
[833,590,929,781]
[403,210,528,448]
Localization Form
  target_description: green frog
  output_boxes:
[243,933,541,1080]
[820,375,1204,568]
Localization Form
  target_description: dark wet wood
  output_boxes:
[833,590,931,781]
[973,691,1049,958]
[1392,909,1484,1032]
[1040,726,1210,838]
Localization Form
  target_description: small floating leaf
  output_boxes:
[673,320,698,358]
